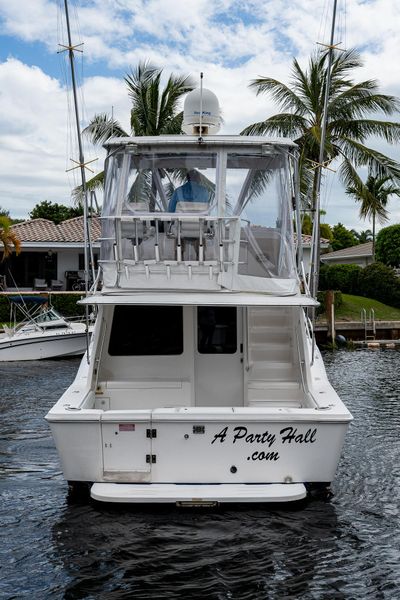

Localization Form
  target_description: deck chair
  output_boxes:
[33,278,47,291]
[51,279,63,291]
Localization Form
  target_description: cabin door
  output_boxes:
[194,306,244,406]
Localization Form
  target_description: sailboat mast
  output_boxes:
[63,0,90,358]
[310,0,338,299]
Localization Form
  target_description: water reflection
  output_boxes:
[52,501,340,599]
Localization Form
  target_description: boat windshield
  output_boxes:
[225,151,296,279]
[31,308,69,329]
[122,152,217,215]
[100,143,297,285]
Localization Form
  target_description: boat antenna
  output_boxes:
[198,72,203,142]
[309,0,340,300]
[59,0,91,361]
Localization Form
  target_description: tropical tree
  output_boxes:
[73,61,194,203]
[346,173,400,257]
[242,49,400,213]
[300,211,333,241]
[331,222,359,251]
[0,216,21,261]
[375,224,400,267]
[30,200,83,224]
[351,228,373,244]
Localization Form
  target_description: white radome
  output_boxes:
[183,88,221,135]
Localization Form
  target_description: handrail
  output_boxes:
[304,313,315,366]
[361,308,367,341]
[243,307,250,372]
[295,319,307,394]
[300,260,310,296]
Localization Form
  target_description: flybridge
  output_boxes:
[98,136,302,296]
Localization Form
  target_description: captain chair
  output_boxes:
[175,201,209,239]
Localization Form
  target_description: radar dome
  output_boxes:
[183,88,221,135]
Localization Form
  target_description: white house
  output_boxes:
[320,242,373,268]
[1,216,101,290]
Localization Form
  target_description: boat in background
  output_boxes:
[0,296,91,361]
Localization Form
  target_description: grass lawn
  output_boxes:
[321,294,400,322]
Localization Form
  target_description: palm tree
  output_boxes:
[0,216,21,261]
[242,49,400,213]
[356,229,373,244]
[347,173,400,258]
[73,61,194,203]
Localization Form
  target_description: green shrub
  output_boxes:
[375,225,400,267]
[358,262,400,307]
[318,263,362,294]
[49,293,85,317]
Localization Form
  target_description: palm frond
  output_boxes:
[72,171,105,206]
[241,113,307,137]
[83,113,128,145]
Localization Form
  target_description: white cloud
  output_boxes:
[0,0,400,228]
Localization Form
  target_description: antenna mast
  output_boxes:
[309,0,339,299]
[61,0,91,360]
[198,72,204,141]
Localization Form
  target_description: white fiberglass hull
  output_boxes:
[0,327,89,361]
[46,352,351,503]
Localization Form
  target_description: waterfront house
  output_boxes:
[320,242,373,268]
[0,216,101,290]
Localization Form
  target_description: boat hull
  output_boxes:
[48,411,350,489]
[0,330,88,361]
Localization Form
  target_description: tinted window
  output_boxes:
[109,306,183,356]
[197,307,237,354]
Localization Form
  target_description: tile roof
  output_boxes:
[297,234,330,246]
[321,241,373,260]
[11,216,101,243]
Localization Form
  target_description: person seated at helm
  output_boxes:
[168,169,210,212]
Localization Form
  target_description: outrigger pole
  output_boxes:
[309,0,339,300]
[59,0,93,361]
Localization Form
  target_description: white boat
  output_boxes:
[0,296,90,361]
[46,90,352,504]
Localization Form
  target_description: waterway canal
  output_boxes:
[0,350,399,599]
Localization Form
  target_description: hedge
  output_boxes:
[319,262,400,308]
[358,262,400,307]
[319,264,362,294]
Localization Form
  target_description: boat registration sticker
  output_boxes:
[119,424,135,432]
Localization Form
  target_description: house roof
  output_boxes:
[295,233,330,247]
[320,241,373,261]
[11,216,102,243]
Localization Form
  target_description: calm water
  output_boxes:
[0,351,399,599]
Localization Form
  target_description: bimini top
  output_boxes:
[103,135,297,150]
[99,134,305,298]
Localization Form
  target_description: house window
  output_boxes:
[79,253,98,270]
[108,306,184,356]
[197,307,237,354]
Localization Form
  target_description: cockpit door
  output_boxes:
[194,306,244,407]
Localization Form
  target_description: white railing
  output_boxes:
[99,214,241,289]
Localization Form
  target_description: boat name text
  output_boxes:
[211,426,317,461]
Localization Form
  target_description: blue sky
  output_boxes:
[0,0,399,230]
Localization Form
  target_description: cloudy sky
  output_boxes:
[1,0,399,231]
